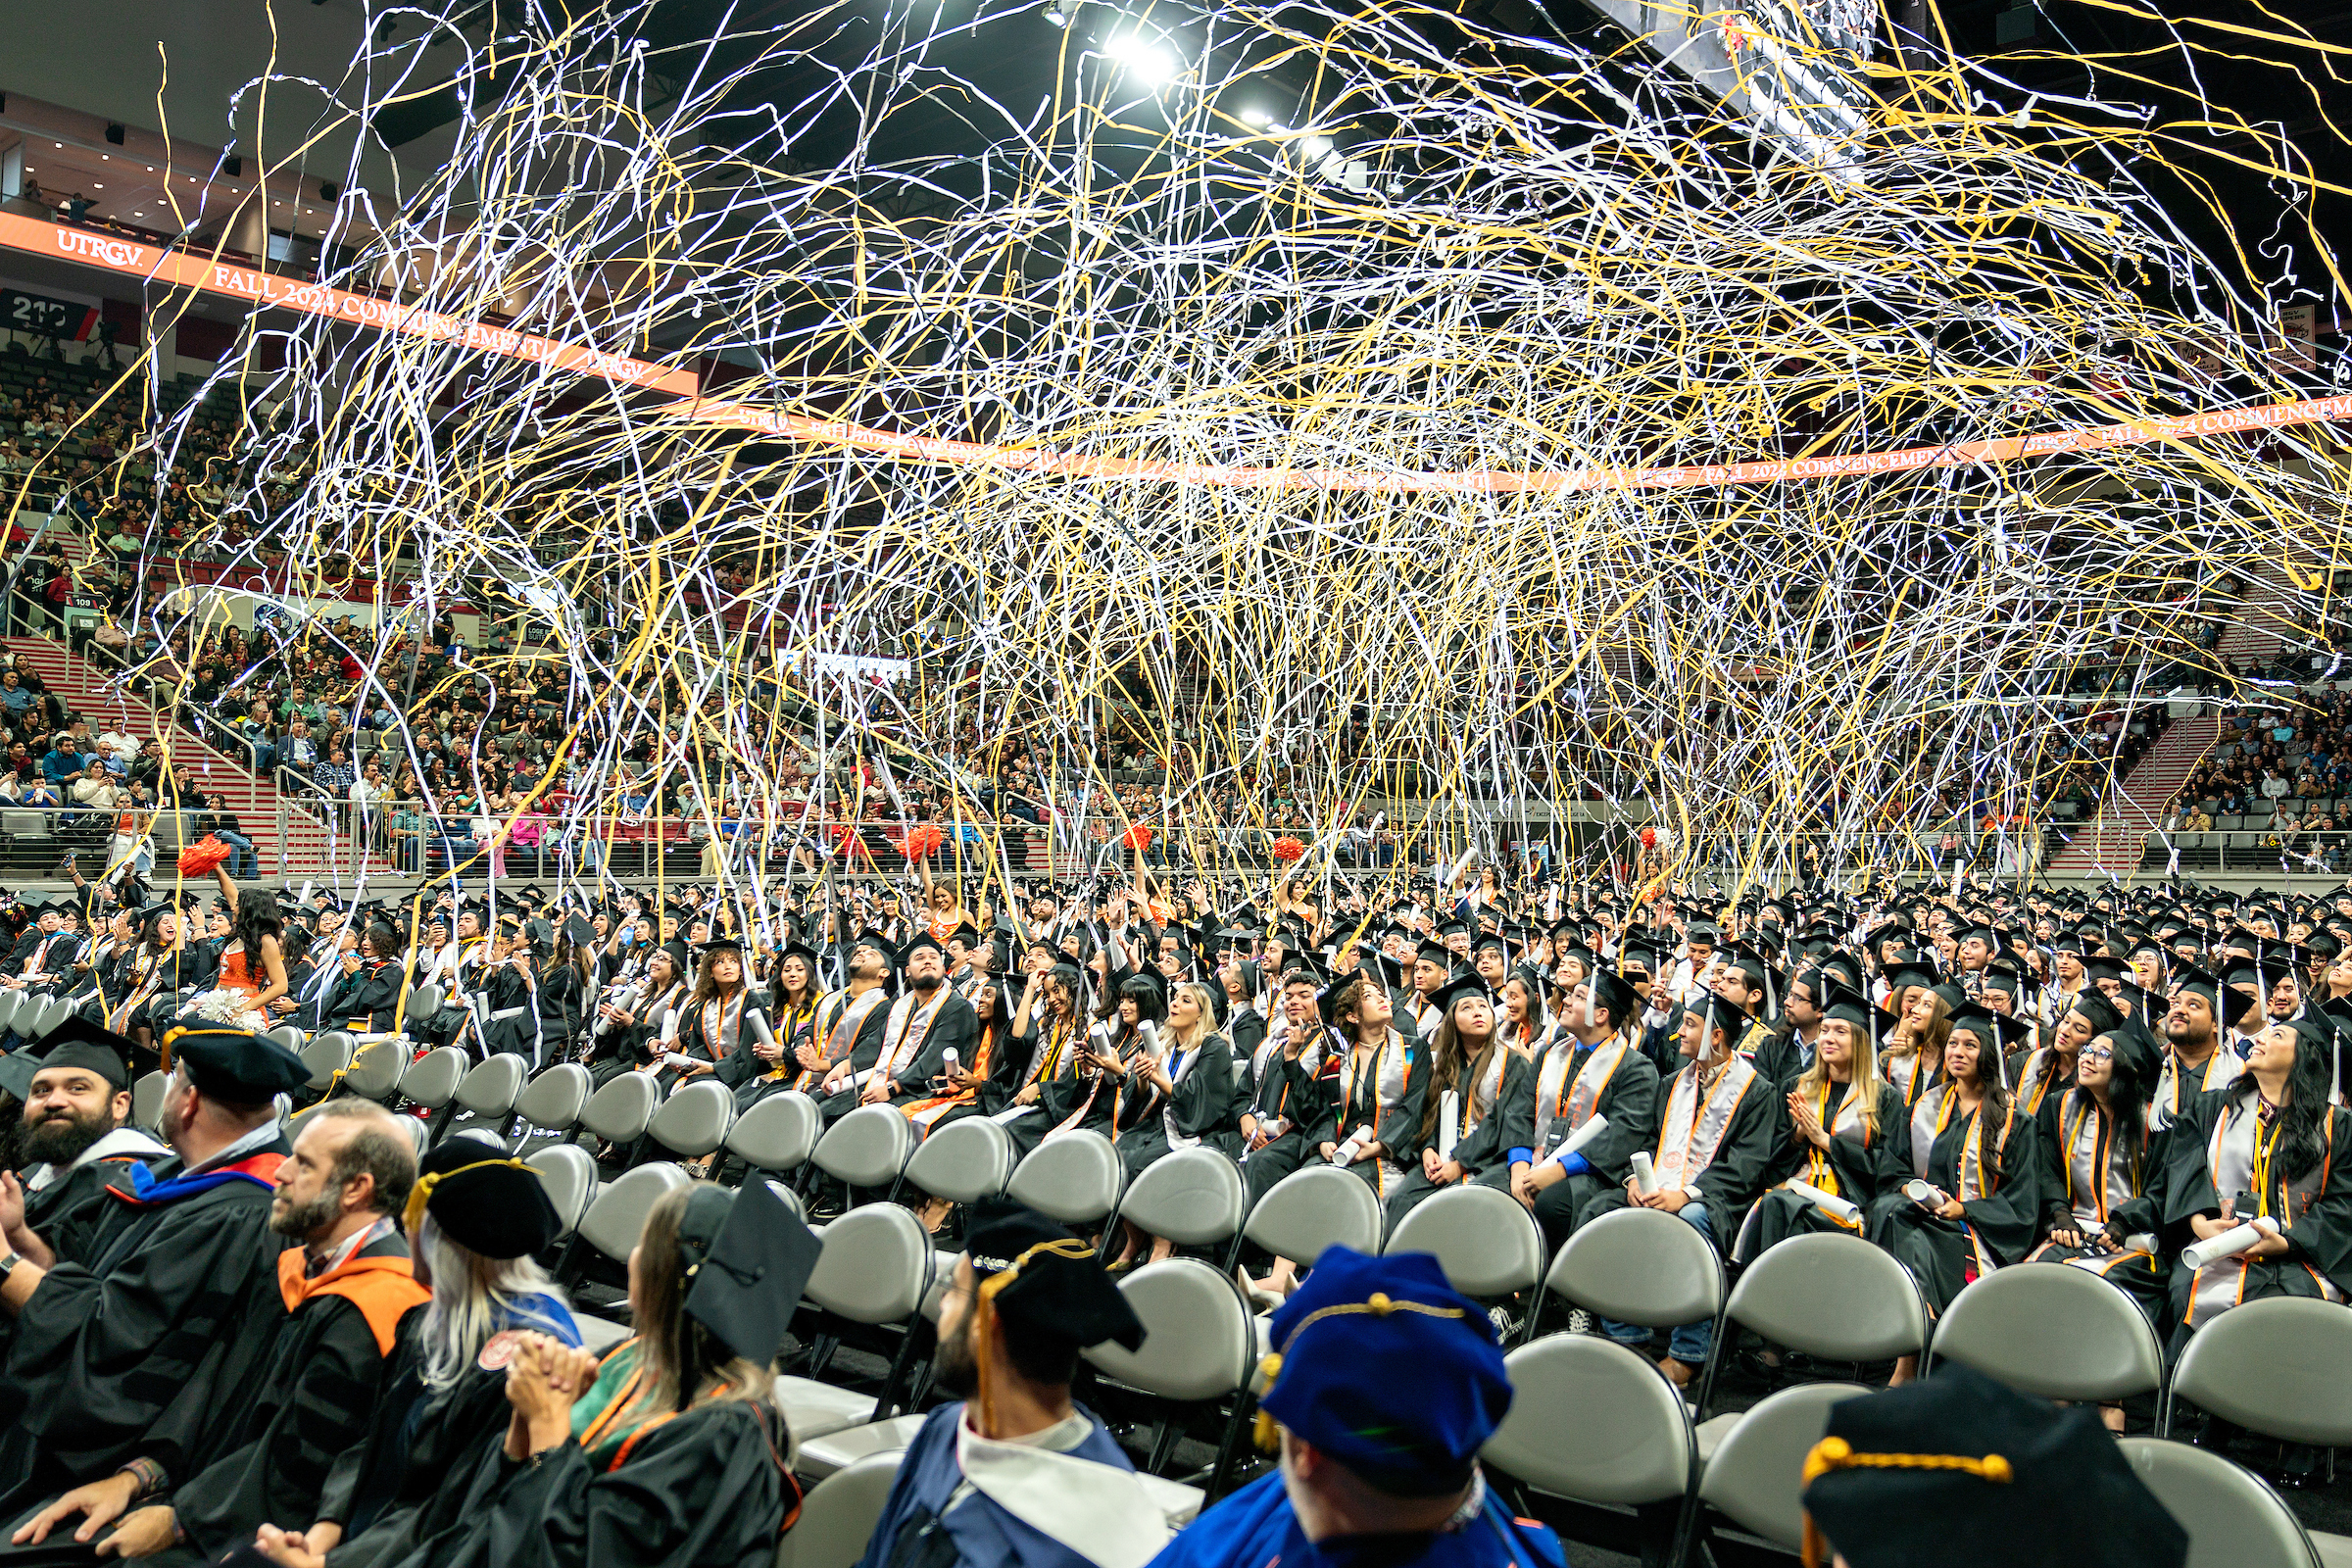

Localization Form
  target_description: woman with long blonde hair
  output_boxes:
[1733,992,1912,1267]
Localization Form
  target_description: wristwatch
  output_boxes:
[0,1250,20,1279]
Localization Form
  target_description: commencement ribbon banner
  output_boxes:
[7,209,2344,495]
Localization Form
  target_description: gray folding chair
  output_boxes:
[342,1037,408,1100]
[1693,1231,1927,1421]
[725,1092,821,1178]
[810,1104,913,1201]
[511,1062,591,1144]
[774,1451,906,1568]
[647,1079,736,1160]
[1241,1163,1384,1268]
[398,1046,468,1116]
[1383,1184,1546,1299]
[1083,1256,1256,1506]
[1482,1333,1695,1562]
[1928,1260,2164,1405]
[773,1203,936,1452]
[131,1069,168,1135]
[1006,1130,1126,1227]
[900,1116,1013,1204]
[2116,1438,2323,1568]
[1536,1205,1724,1346]
[444,1054,527,1141]
[580,1069,660,1147]
[2165,1297,2352,1447]
[1106,1147,1248,1260]
[0,990,28,1035]
[560,1161,691,1289]
[1689,1382,1872,1556]
[526,1143,598,1239]
[298,1032,352,1093]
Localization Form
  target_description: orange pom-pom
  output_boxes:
[1271,835,1305,862]
[1121,823,1154,852]
[903,822,945,858]
[177,835,233,876]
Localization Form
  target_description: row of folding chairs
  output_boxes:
[1470,1203,2352,1568]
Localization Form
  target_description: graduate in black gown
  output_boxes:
[381,1181,804,1568]
[1736,985,1913,1264]
[2023,1018,2173,1340]
[4,1097,429,1566]
[1110,980,1236,1179]
[1868,1004,2042,1377]
[1312,970,1426,1207]
[1379,974,1534,1230]
[1522,969,1659,1255]
[250,1144,581,1568]
[0,1027,168,1279]
[1235,964,1336,1206]
[0,1027,311,1513]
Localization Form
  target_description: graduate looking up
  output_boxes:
[858,1200,1176,1568]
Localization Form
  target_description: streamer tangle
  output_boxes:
[37,0,2349,890]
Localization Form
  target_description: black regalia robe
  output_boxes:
[1316,1029,1426,1201]
[0,1139,290,1512]
[1866,1084,2042,1314]
[1382,1049,1536,1228]
[1115,1031,1239,1176]
[1527,1032,1661,1252]
[1737,1076,1914,1263]
[2165,1090,2352,1353]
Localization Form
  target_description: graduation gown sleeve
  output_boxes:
[0,1181,284,1494]
[1376,1040,1429,1161]
[1167,1037,1236,1141]
[1691,1077,1787,1220]
[1450,1054,1537,1178]
[1954,1107,2045,1265]
[423,1400,793,1568]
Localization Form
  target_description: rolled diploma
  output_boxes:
[2180,1215,2280,1270]
[1788,1179,1863,1224]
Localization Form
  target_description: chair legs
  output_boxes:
[1204,1392,1257,1500]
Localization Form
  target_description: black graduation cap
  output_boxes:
[850,928,900,967]
[1425,970,1489,1017]
[1800,1363,2187,1568]
[405,1141,563,1258]
[2059,990,2125,1037]
[1882,961,1939,994]
[1942,999,2029,1060]
[679,1179,823,1367]
[32,1014,135,1089]
[902,931,947,961]
[168,1024,311,1100]
[1817,978,1876,1041]
[1279,951,1327,989]
[948,922,983,952]
[1413,938,1452,970]
[563,913,596,947]
[0,1050,39,1102]
[965,1199,1145,1352]
[1585,967,1641,1025]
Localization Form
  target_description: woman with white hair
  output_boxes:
[252,1144,578,1568]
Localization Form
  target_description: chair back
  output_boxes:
[1117,1149,1247,1248]
[726,1093,822,1173]
[132,1069,168,1134]
[1006,1130,1125,1226]
[1544,1206,1723,1329]
[579,1070,659,1143]
[1930,1263,2164,1402]
[399,1046,469,1110]
[811,1104,914,1190]
[1242,1164,1383,1261]
[1482,1335,1692,1504]
[268,1025,309,1054]
[1726,1232,1927,1361]
[576,1162,693,1263]
[299,1031,353,1092]
[342,1038,407,1099]
[405,982,447,1020]
[1695,1383,1872,1548]
[1383,1185,1546,1298]
[525,1144,597,1236]
[2171,1298,2352,1446]
[774,1452,906,1568]
[901,1116,1014,1203]
[2115,1438,2321,1568]
[806,1204,935,1325]
[649,1079,736,1157]
[514,1063,591,1133]
[455,1054,527,1117]
[1083,1258,1254,1402]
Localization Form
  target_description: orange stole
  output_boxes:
[276,1249,431,1355]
